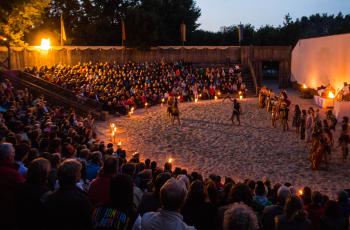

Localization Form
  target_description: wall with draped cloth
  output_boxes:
[292,33,350,91]
[0,45,292,88]
[0,46,242,70]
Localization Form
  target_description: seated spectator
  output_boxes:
[86,151,102,181]
[138,172,171,216]
[275,195,312,230]
[16,158,51,230]
[217,183,254,229]
[262,185,291,230]
[140,177,196,230]
[88,156,118,206]
[0,142,24,230]
[15,142,30,177]
[223,203,258,230]
[181,180,217,230]
[253,180,272,212]
[122,163,143,209]
[337,190,350,229]
[304,191,324,230]
[92,174,137,230]
[44,159,92,230]
[320,200,347,230]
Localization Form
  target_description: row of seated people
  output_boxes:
[24,61,248,115]
[0,77,349,230]
[1,141,350,230]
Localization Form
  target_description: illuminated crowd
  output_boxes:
[0,77,350,230]
[24,61,247,114]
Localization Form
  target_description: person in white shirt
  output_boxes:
[135,178,196,230]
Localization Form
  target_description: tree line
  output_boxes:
[1,0,350,48]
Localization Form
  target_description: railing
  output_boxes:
[247,59,259,95]
[0,70,102,116]
[19,72,103,111]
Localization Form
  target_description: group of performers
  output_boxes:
[258,87,291,131]
[258,86,350,170]
[166,93,242,126]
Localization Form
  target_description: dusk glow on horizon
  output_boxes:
[196,0,350,31]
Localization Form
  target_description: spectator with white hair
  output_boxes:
[44,159,92,230]
[140,177,196,230]
[223,203,258,230]
[0,142,25,230]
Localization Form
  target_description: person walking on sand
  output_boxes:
[223,95,241,125]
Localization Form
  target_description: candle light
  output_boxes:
[117,141,122,147]
[168,158,173,163]
[238,91,242,95]
[195,98,198,103]
[161,98,165,103]
[302,84,307,89]
[239,95,243,100]
[145,102,148,107]
[214,96,218,100]
[218,91,221,96]
[298,189,303,196]
[199,94,202,98]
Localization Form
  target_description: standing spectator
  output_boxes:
[44,159,92,230]
[0,142,25,230]
[140,177,196,230]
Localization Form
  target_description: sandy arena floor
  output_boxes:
[96,90,350,197]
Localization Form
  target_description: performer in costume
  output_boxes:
[300,110,307,140]
[167,95,174,118]
[292,105,301,134]
[223,95,241,125]
[279,91,291,132]
[171,97,181,125]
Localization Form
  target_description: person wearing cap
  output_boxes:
[139,177,196,230]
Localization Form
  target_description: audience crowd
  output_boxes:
[0,74,349,230]
[25,61,247,115]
